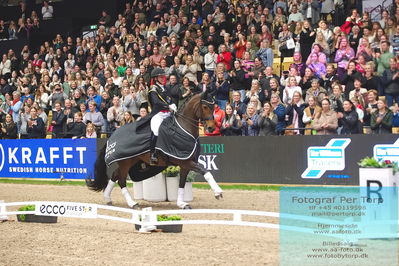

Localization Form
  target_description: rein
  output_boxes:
[174,95,215,129]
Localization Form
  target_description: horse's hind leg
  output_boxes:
[103,171,118,205]
[118,159,139,209]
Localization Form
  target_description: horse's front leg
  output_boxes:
[188,161,223,200]
[177,168,192,209]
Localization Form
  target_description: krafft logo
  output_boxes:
[0,139,96,179]
[35,202,97,218]
[198,143,224,171]
[0,143,5,172]
[302,139,351,179]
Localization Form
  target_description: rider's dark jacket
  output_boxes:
[149,83,174,114]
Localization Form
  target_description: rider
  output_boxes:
[149,68,177,165]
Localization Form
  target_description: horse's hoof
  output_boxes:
[183,205,192,209]
[131,204,140,210]
[215,193,223,200]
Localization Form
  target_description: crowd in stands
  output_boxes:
[0,0,399,138]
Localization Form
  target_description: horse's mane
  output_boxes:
[177,93,200,114]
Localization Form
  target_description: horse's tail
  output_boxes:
[86,145,109,192]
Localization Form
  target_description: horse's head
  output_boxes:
[200,90,217,133]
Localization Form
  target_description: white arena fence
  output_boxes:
[1,201,397,238]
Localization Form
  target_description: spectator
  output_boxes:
[363,62,381,94]
[337,100,360,134]
[1,114,17,139]
[363,90,378,127]
[391,104,399,127]
[49,84,68,110]
[383,58,399,106]
[65,112,86,138]
[348,78,367,106]
[371,99,393,134]
[120,111,134,126]
[99,11,111,27]
[41,0,53,20]
[307,53,326,78]
[303,96,321,135]
[256,39,273,67]
[0,54,11,79]
[286,91,305,134]
[85,122,97,138]
[217,44,232,71]
[278,23,294,62]
[229,60,249,101]
[258,102,277,136]
[137,107,148,121]
[182,55,199,84]
[302,0,320,27]
[27,107,45,139]
[283,76,302,105]
[375,41,394,76]
[299,20,316,62]
[220,104,242,136]
[322,64,338,94]
[34,85,49,112]
[305,78,327,105]
[0,97,9,122]
[312,98,338,135]
[329,83,345,113]
[241,103,259,136]
[8,21,18,40]
[51,101,66,138]
[204,45,218,78]
[342,61,364,99]
[214,72,229,111]
[107,96,124,132]
[83,101,104,135]
[231,91,247,119]
[205,104,225,136]
[335,37,355,78]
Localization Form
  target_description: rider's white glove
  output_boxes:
[169,104,177,113]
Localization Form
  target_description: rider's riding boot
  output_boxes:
[150,135,158,165]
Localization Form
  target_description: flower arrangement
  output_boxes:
[17,205,35,221]
[358,157,399,174]
[163,166,180,177]
[163,166,197,182]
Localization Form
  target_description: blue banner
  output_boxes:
[0,139,97,179]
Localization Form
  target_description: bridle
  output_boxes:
[174,94,215,128]
[199,98,215,125]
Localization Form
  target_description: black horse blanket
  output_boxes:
[104,116,199,181]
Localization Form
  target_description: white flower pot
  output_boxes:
[359,168,399,187]
[143,173,167,202]
[166,175,193,202]
[359,168,399,237]
[133,181,143,200]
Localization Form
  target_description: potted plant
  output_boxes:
[17,205,58,223]
[135,214,183,233]
[358,157,398,236]
[165,167,194,202]
[358,156,399,187]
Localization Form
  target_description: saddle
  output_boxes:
[105,116,198,182]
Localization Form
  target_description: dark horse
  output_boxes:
[86,91,223,209]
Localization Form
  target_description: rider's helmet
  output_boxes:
[151,68,166,78]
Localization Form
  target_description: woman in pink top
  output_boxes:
[334,38,355,79]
